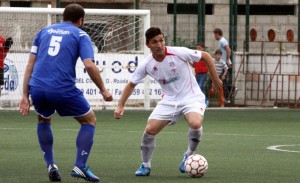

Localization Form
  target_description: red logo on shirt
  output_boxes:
[162,79,166,85]
[153,66,158,71]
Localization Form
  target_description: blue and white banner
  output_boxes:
[2,53,162,101]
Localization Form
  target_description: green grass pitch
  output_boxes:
[0,109,299,183]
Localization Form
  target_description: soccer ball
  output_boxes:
[184,154,208,178]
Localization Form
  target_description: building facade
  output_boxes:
[1,0,299,52]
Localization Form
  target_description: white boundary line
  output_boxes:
[1,127,300,138]
[2,127,300,153]
[267,144,300,153]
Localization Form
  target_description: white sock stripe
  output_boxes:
[74,166,86,177]
[74,169,85,177]
[74,167,84,177]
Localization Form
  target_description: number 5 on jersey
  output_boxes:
[48,36,62,56]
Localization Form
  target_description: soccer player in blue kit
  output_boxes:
[19,4,112,182]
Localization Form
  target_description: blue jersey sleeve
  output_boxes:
[78,31,94,62]
[30,30,42,55]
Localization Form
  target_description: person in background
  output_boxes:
[193,43,209,106]
[209,49,228,107]
[0,36,13,110]
[213,28,238,102]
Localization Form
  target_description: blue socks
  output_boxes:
[37,123,95,169]
[75,124,95,169]
[37,123,54,167]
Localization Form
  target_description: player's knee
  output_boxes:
[85,111,96,124]
[87,116,96,125]
[189,120,202,129]
[38,115,51,123]
[75,112,96,126]
[145,126,159,136]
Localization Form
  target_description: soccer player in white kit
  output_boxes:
[114,27,222,176]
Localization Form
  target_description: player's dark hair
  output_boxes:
[145,27,164,44]
[63,4,85,23]
[215,49,222,55]
[213,28,223,36]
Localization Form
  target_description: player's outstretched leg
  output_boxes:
[71,124,100,182]
[179,127,203,173]
[48,164,61,182]
[135,132,155,176]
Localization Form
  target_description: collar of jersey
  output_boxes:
[152,47,174,62]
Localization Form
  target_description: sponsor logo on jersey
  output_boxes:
[169,62,176,73]
[158,75,180,85]
[47,28,70,35]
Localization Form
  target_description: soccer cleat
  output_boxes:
[71,166,100,182]
[135,164,151,176]
[48,164,61,182]
[179,153,188,173]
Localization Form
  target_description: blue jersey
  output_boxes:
[29,22,94,92]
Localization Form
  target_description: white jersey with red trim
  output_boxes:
[131,46,205,104]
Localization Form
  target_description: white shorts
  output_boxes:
[149,101,206,125]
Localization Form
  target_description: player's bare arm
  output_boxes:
[114,81,137,119]
[201,52,223,90]
[224,45,231,66]
[84,58,113,102]
[221,68,228,81]
[19,54,36,116]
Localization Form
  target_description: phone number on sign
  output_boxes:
[80,88,162,96]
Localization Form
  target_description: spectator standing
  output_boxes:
[213,28,237,102]
[193,43,209,106]
[0,36,13,109]
[209,49,228,107]
[213,28,232,67]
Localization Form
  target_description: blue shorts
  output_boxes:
[30,87,91,118]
